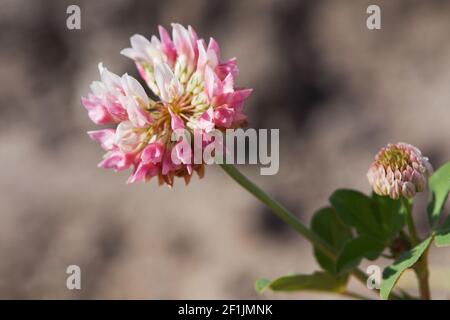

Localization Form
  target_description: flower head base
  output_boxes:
[82,24,252,186]
[367,142,433,199]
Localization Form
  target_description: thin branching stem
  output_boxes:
[402,197,431,300]
[220,163,403,299]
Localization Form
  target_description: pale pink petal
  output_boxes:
[188,25,199,61]
[98,150,134,171]
[402,182,416,198]
[216,57,238,80]
[114,120,144,153]
[87,129,115,151]
[188,25,198,45]
[197,40,208,71]
[168,107,185,130]
[214,106,234,128]
[222,73,234,94]
[172,23,197,71]
[127,162,158,184]
[197,38,220,72]
[104,100,128,121]
[204,65,219,100]
[121,74,149,105]
[197,107,215,132]
[120,34,152,61]
[154,63,183,102]
[207,38,220,63]
[141,141,165,164]
[158,25,177,66]
[172,24,194,59]
[81,96,115,125]
[98,63,122,92]
[120,96,152,128]
[232,88,253,104]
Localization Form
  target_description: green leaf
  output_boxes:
[330,189,385,239]
[311,207,352,274]
[372,194,405,238]
[336,235,385,274]
[254,278,271,293]
[256,272,347,293]
[381,237,432,300]
[428,162,450,228]
[435,216,450,247]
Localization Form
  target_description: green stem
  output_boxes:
[417,248,431,300]
[402,197,431,300]
[403,198,419,246]
[220,164,400,299]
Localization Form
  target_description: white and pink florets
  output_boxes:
[367,142,433,199]
[82,23,252,186]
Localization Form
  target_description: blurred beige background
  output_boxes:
[0,0,449,299]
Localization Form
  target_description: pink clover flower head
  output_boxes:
[82,24,252,186]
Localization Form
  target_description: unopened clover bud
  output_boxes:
[367,142,433,199]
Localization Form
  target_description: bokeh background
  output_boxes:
[0,0,449,299]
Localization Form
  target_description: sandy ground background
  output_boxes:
[0,0,449,299]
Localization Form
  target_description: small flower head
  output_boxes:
[83,24,252,186]
[367,142,433,199]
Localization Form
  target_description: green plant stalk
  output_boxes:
[402,198,431,300]
[404,198,419,245]
[416,248,431,300]
[220,163,400,299]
